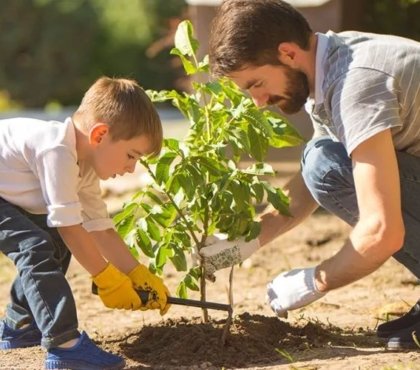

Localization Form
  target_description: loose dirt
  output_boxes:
[1,170,420,369]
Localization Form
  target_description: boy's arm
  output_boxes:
[90,228,171,315]
[89,228,138,274]
[58,224,109,276]
[57,224,143,310]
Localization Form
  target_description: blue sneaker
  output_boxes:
[0,320,42,349]
[45,331,125,370]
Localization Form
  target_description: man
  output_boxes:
[199,0,420,350]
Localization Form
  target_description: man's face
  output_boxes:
[91,132,153,180]
[229,64,309,114]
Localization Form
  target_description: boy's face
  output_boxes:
[90,125,153,180]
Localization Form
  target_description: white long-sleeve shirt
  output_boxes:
[0,117,114,231]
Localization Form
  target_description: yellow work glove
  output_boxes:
[92,263,141,310]
[128,264,171,315]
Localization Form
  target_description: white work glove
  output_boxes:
[198,234,260,281]
[266,267,326,318]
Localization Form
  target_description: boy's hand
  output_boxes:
[92,263,141,310]
[266,267,326,318]
[198,235,260,280]
[128,264,171,315]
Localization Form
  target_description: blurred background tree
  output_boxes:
[363,0,419,41]
[0,0,187,108]
[0,0,418,109]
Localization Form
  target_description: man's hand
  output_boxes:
[266,267,326,318]
[128,264,171,315]
[92,263,141,310]
[198,235,260,280]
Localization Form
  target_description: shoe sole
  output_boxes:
[386,341,420,351]
[45,359,125,370]
[0,340,41,350]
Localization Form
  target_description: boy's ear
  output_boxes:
[89,123,109,146]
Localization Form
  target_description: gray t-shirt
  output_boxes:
[308,31,420,156]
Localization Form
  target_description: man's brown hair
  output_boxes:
[73,76,162,156]
[209,0,312,77]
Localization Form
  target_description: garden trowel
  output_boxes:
[91,282,232,313]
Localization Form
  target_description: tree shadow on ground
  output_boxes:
[113,312,385,369]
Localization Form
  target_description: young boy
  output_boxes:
[0,76,171,369]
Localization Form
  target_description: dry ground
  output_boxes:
[1,164,420,369]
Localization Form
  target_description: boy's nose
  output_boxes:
[125,162,136,174]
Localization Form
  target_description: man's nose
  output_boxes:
[251,93,267,108]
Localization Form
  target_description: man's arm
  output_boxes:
[315,129,405,291]
[198,170,318,279]
[258,170,319,246]
[267,129,405,317]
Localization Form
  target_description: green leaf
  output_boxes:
[175,173,195,200]
[246,221,261,241]
[145,190,163,206]
[136,229,154,258]
[267,115,304,148]
[198,156,226,176]
[176,281,187,298]
[248,124,267,162]
[169,246,188,271]
[251,181,265,203]
[264,183,291,216]
[156,245,174,268]
[244,108,274,137]
[164,138,180,152]
[183,273,199,291]
[230,180,250,211]
[113,202,138,225]
[170,48,197,75]
[116,214,135,239]
[242,163,274,176]
[155,152,177,185]
[146,218,161,242]
[173,20,198,57]
[150,204,177,228]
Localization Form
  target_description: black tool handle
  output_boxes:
[168,296,232,312]
[92,282,232,312]
[135,288,232,313]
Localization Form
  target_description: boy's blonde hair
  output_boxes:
[73,76,162,156]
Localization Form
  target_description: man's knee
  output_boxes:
[301,137,349,193]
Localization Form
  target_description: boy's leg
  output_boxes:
[1,199,125,367]
[7,213,72,325]
[0,198,79,348]
[301,137,420,347]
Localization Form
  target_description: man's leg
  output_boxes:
[301,137,420,348]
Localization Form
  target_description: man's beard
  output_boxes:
[267,66,309,114]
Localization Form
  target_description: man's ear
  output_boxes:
[89,123,109,146]
[277,42,298,67]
